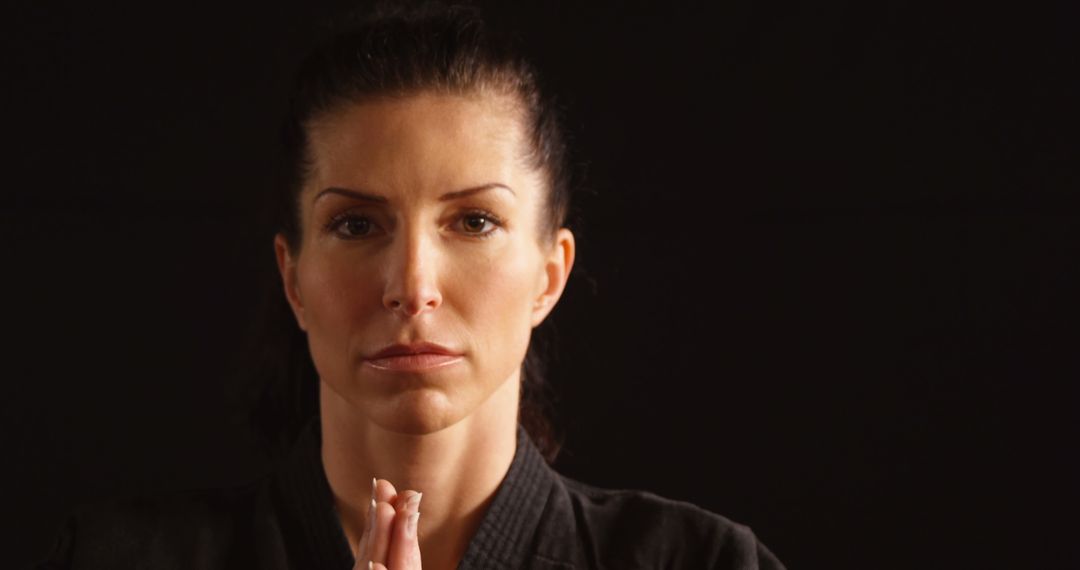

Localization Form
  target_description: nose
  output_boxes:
[382,228,443,317]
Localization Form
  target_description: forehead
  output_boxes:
[304,92,535,199]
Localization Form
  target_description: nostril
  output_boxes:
[384,292,439,315]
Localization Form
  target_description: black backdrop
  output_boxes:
[4,1,1076,568]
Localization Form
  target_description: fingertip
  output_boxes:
[376,499,397,520]
[373,478,398,503]
[394,489,420,512]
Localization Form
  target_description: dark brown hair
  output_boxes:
[236,1,576,464]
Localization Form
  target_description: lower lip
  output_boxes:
[364,353,464,372]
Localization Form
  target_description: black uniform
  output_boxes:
[36,419,785,569]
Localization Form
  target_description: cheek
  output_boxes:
[297,253,382,338]
[297,251,388,390]
[449,245,541,356]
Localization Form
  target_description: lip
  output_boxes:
[364,342,464,372]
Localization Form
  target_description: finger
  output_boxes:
[355,528,368,568]
[369,499,397,566]
[355,508,373,562]
[352,497,372,570]
[351,548,370,570]
[360,478,398,563]
[372,563,389,570]
[392,489,412,512]
[388,491,423,569]
[356,477,380,562]
[375,478,398,505]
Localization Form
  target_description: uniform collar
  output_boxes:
[273,417,562,569]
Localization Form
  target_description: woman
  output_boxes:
[37,3,784,569]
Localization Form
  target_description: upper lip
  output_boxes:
[368,342,463,359]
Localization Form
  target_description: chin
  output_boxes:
[376,388,472,435]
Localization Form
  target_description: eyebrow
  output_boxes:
[314,183,515,204]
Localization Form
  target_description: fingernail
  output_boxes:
[370,477,377,500]
[367,561,373,570]
[406,492,422,511]
[367,498,376,531]
[407,512,420,538]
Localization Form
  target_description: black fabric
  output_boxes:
[34,419,785,569]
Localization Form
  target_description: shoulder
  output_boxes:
[553,475,785,570]
[35,479,274,569]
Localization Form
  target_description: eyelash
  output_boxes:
[323,209,505,240]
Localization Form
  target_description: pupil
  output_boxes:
[466,216,484,231]
[347,218,369,235]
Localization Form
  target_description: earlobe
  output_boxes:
[273,234,308,331]
[531,228,576,327]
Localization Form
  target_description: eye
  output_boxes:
[326,213,379,239]
[456,211,502,237]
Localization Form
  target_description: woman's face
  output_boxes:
[275,92,573,435]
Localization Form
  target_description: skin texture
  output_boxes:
[274,92,575,570]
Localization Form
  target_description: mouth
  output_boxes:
[364,342,464,372]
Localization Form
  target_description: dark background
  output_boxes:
[4,1,1076,568]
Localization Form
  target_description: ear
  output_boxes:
[274,233,308,331]
[530,228,576,327]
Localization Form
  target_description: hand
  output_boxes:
[354,478,423,570]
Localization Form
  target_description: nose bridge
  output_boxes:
[383,220,442,316]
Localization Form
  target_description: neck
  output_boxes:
[319,375,520,570]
